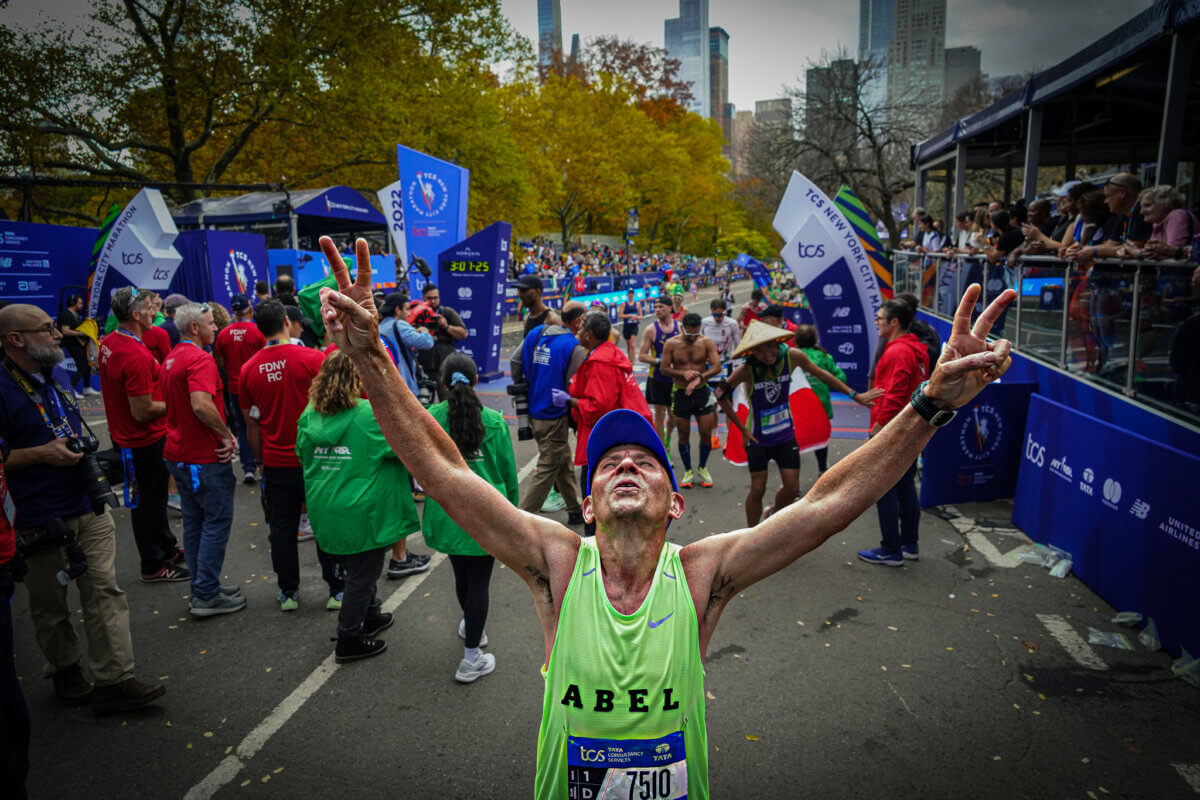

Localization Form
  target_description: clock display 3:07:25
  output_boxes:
[448,260,490,272]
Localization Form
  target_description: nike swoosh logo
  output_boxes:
[583,568,596,577]
[648,612,674,629]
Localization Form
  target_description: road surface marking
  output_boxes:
[1036,613,1108,671]
[183,553,447,800]
[517,453,538,483]
[1174,764,1200,793]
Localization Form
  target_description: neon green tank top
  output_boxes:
[535,538,708,800]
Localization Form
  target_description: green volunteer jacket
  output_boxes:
[801,346,848,420]
[296,400,421,555]
[421,402,519,557]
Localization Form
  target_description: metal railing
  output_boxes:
[890,250,1200,428]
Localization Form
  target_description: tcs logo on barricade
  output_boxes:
[1024,434,1045,467]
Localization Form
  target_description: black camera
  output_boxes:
[65,434,99,455]
[16,517,88,585]
[506,382,533,441]
[417,377,438,408]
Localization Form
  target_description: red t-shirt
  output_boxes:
[214,321,266,396]
[239,343,325,468]
[161,342,227,464]
[143,325,171,363]
[98,329,166,448]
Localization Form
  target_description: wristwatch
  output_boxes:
[910,381,956,427]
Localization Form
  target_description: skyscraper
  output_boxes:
[886,0,946,107]
[943,45,981,101]
[858,0,894,112]
[537,0,562,67]
[665,0,710,118]
[806,59,858,145]
[709,27,731,142]
[754,98,793,128]
[730,109,755,175]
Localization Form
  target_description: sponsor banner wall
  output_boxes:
[396,145,469,291]
[0,222,96,316]
[438,222,511,380]
[919,381,1036,507]
[774,173,882,391]
[174,231,269,308]
[1013,394,1199,657]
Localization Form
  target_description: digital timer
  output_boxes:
[448,260,490,273]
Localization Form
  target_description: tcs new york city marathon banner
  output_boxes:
[173,230,268,309]
[1013,394,1199,657]
[774,172,883,391]
[438,221,511,380]
[396,145,469,293]
[88,188,183,320]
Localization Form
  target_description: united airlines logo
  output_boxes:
[408,171,449,218]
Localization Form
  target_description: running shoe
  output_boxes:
[298,513,314,541]
[710,433,722,451]
[541,489,566,513]
[679,469,694,489]
[278,590,299,611]
[81,387,100,396]
[141,564,190,583]
[697,467,713,488]
[190,593,247,617]
[455,652,496,683]
[167,547,186,565]
[326,592,343,611]
[458,617,489,648]
[857,547,903,566]
[387,553,431,578]
[242,470,256,485]
[218,585,242,597]
[901,545,920,561]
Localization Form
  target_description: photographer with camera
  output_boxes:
[97,287,187,583]
[378,293,434,397]
[0,304,166,713]
[416,283,467,402]
[511,301,587,527]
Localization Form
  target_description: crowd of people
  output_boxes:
[0,228,1024,798]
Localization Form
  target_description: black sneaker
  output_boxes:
[51,663,93,706]
[566,512,585,526]
[335,634,387,663]
[386,553,431,578]
[141,564,190,583]
[362,611,394,638]
[92,677,166,714]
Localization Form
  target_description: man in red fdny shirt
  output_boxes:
[239,300,344,611]
[161,303,246,617]
[214,294,266,484]
[858,298,933,566]
[97,287,186,582]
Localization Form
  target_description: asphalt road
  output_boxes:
[12,282,1200,800]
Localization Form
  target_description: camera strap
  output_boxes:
[2,358,75,440]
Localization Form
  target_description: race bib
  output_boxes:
[567,731,687,800]
[758,403,790,437]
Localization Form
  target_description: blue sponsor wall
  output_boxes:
[174,231,268,307]
[0,221,97,316]
[1013,395,1199,658]
[438,222,511,380]
[396,145,469,290]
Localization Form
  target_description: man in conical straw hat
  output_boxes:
[715,321,876,526]
[317,235,1014,799]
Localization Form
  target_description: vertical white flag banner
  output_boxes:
[774,172,882,388]
[87,188,183,319]
[377,180,409,273]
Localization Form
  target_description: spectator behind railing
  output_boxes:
[1132,185,1200,260]
[1063,190,1110,261]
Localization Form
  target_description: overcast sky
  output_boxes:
[6,0,1150,111]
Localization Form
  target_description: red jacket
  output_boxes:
[569,340,651,466]
[870,333,929,429]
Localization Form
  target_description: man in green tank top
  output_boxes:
[315,237,1017,799]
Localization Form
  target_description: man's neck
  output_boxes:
[180,335,201,347]
[530,301,546,316]
[119,319,145,337]
[594,524,666,612]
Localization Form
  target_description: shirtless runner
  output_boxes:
[316,235,1015,799]
[658,312,721,488]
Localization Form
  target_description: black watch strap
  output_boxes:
[910,380,956,427]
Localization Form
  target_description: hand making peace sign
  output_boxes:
[925,284,1017,410]
[317,236,381,357]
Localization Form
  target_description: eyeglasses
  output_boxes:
[15,324,55,334]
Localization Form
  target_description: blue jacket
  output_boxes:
[522,324,579,420]
[381,317,434,394]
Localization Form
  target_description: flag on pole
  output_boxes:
[834,186,893,299]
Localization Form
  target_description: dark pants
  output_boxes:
[813,446,829,473]
[578,466,595,537]
[263,467,343,595]
[336,547,385,638]
[127,437,179,574]
[227,394,256,473]
[876,459,920,554]
[65,340,90,390]
[449,554,494,649]
[0,566,30,799]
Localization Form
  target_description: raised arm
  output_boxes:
[316,238,579,595]
[682,285,1016,632]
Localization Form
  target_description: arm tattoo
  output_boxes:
[525,566,554,605]
[705,572,734,619]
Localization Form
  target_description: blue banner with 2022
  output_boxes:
[1013,394,1199,657]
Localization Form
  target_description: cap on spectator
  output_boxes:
[163,293,189,311]
[380,292,407,317]
[229,293,250,312]
[516,275,543,291]
[1052,180,1081,198]
[284,305,311,326]
[654,294,672,306]
[761,304,785,320]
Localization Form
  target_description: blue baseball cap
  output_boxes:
[585,409,676,496]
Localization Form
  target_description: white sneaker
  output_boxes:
[540,489,566,513]
[299,513,313,535]
[81,387,100,396]
[455,652,496,683]
[458,618,488,647]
